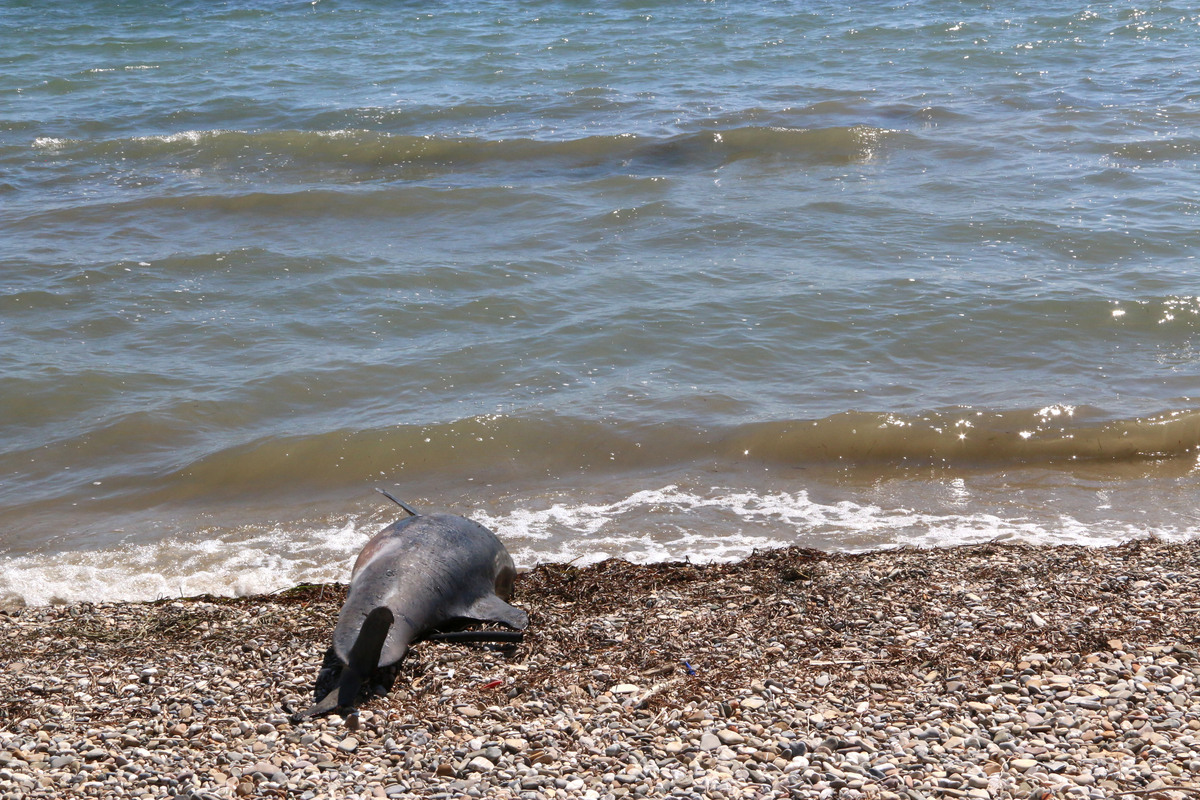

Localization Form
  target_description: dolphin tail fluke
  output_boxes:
[295,607,396,720]
[337,606,396,708]
[461,594,529,630]
[291,646,347,720]
[295,685,342,721]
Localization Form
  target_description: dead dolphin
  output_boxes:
[297,492,527,718]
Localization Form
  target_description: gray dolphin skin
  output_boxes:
[298,499,528,718]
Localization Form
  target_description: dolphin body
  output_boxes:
[298,504,527,718]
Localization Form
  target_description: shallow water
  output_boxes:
[2,0,1199,605]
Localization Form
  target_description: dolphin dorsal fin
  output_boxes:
[376,488,419,517]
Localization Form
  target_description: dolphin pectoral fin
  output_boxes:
[460,593,529,630]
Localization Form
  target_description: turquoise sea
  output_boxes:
[2,0,1199,605]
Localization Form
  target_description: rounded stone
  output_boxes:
[467,756,495,772]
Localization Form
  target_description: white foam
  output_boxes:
[479,484,1198,568]
[132,130,214,144]
[2,485,1195,607]
[32,130,217,151]
[84,65,157,73]
[0,518,370,608]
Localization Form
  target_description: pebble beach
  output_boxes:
[3,539,1200,800]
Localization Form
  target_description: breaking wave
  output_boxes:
[31,124,899,176]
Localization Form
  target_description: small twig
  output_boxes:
[424,631,524,645]
[635,678,684,709]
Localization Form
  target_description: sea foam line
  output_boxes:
[0,519,369,608]
[478,485,1194,567]
[2,486,1193,608]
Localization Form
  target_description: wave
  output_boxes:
[30,124,900,175]
[3,404,1199,606]
[179,405,1200,481]
[1110,137,1200,162]
[728,406,1200,466]
[38,406,1200,511]
[3,405,1198,563]
[4,478,1195,608]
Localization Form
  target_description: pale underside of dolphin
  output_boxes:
[298,503,528,718]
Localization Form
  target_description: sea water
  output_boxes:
[2,0,1198,605]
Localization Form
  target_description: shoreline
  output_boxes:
[3,538,1200,799]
